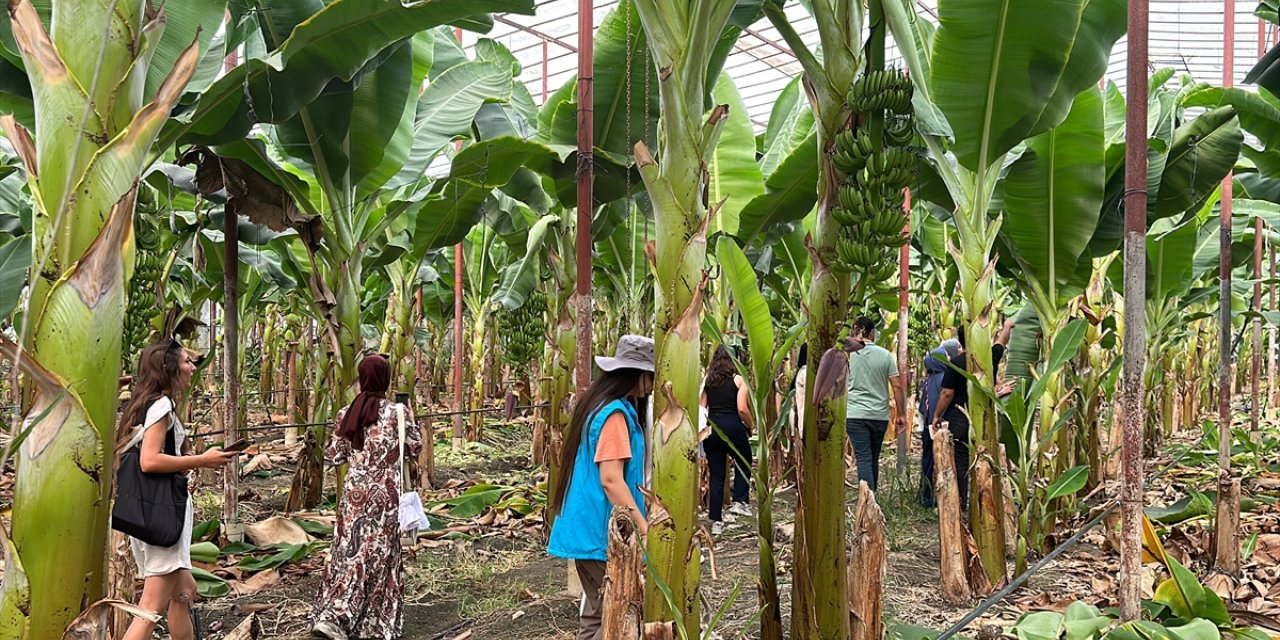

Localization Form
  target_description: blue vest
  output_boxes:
[547,399,646,562]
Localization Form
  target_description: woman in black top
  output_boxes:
[700,346,754,534]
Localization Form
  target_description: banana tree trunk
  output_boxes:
[544,289,577,531]
[952,197,1009,586]
[467,308,488,441]
[632,1,738,627]
[794,150,854,639]
[0,0,201,634]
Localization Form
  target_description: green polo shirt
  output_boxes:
[846,344,898,421]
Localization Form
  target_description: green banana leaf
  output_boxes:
[0,236,29,321]
[715,238,774,386]
[493,214,559,311]
[1002,87,1105,307]
[930,0,1125,172]
[759,76,815,179]
[1151,107,1243,220]
[736,132,819,244]
[546,1,658,157]
[1147,218,1201,303]
[1182,85,1280,151]
[162,0,534,148]
[272,40,415,195]
[385,59,516,191]
[708,74,763,237]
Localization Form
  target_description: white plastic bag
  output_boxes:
[396,404,429,533]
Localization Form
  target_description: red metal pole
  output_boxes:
[574,0,594,392]
[542,39,549,102]
[452,27,466,451]
[1118,0,1149,621]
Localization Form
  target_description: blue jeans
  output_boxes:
[845,418,888,491]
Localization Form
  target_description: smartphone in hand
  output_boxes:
[222,438,252,453]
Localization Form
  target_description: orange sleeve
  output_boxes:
[594,412,633,463]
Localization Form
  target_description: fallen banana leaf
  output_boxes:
[190,541,219,564]
[192,567,231,598]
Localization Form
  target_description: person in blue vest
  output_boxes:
[548,335,655,640]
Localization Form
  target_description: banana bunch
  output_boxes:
[847,69,914,115]
[885,116,914,147]
[832,129,876,175]
[125,189,164,356]
[499,292,548,372]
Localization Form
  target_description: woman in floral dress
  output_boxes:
[313,355,421,640]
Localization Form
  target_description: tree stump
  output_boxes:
[603,507,645,640]
[848,481,886,640]
[934,429,971,603]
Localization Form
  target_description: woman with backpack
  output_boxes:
[119,340,236,640]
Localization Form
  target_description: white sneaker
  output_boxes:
[711,520,725,536]
[728,502,753,518]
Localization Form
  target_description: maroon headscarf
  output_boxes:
[336,355,391,450]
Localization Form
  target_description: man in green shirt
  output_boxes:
[845,316,906,491]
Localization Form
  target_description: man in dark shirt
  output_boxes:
[930,318,1015,508]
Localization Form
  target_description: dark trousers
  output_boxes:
[575,559,606,640]
[917,413,936,507]
[942,408,971,509]
[705,413,751,522]
[845,418,889,491]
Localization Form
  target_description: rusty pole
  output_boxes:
[452,27,466,452]
[542,39,549,102]
[574,0,595,392]
[1118,0,1149,621]
[1214,0,1242,575]
[896,189,911,473]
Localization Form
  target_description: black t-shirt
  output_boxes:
[940,344,1006,411]
[704,379,739,415]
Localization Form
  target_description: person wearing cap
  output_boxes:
[916,338,961,508]
[547,335,655,640]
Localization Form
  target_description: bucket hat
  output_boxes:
[595,335,655,372]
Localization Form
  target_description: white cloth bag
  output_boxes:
[396,404,430,533]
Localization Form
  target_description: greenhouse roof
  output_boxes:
[464,0,1271,131]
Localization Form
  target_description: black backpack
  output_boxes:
[111,410,189,547]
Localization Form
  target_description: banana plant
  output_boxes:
[627,0,758,628]
[0,0,225,634]
[885,0,1127,584]
[715,237,807,640]
[177,6,536,506]
[997,87,1105,482]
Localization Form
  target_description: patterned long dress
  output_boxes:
[315,400,421,640]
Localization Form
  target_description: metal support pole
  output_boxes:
[222,203,241,542]
[1118,0,1149,620]
[452,28,467,452]
[1214,0,1242,576]
[896,190,910,474]
[574,0,595,393]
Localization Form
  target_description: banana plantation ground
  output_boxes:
[3,400,1271,639]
